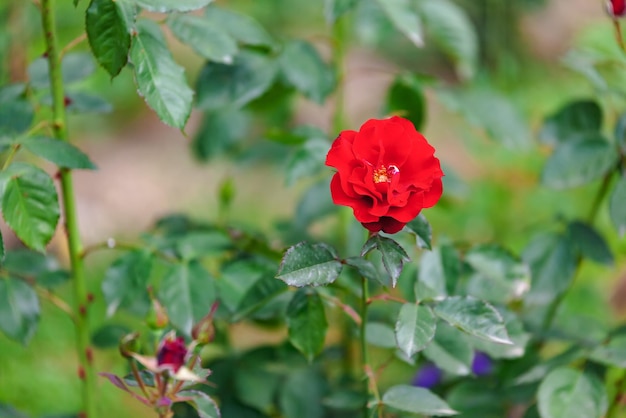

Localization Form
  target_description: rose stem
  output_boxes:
[540,171,616,334]
[360,275,371,417]
[330,12,358,381]
[40,1,97,417]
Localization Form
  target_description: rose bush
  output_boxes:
[326,116,444,233]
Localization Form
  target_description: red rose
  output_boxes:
[156,333,188,372]
[326,116,443,234]
[607,0,626,16]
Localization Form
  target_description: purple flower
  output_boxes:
[471,351,493,376]
[412,363,443,388]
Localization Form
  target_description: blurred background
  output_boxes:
[1,0,625,416]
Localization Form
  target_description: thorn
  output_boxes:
[86,347,93,364]
[87,293,95,303]
[79,304,87,317]
[78,366,85,380]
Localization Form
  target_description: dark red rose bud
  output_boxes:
[326,117,443,234]
[156,333,188,373]
[607,0,626,17]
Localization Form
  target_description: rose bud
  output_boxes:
[607,0,626,17]
[119,332,141,359]
[192,301,219,346]
[156,332,188,373]
[411,362,443,388]
[471,351,493,376]
[146,288,169,330]
[326,117,443,234]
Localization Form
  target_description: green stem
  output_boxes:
[330,14,356,381]
[607,369,626,418]
[541,172,615,334]
[331,15,349,134]
[40,2,96,417]
[361,277,370,418]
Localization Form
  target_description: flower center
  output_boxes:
[373,165,399,184]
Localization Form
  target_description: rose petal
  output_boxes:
[326,130,357,170]
[423,178,443,208]
[387,192,425,223]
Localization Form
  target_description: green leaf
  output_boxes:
[0,277,39,344]
[204,6,275,50]
[86,0,131,77]
[1,163,60,252]
[361,235,410,288]
[417,0,477,79]
[416,244,460,300]
[423,322,473,375]
[541,135,617,189]
[285,136,328,186]
[160,261,217,336]
[167,14,237,64]
[610,176,626,236]
[91,323,132,348]
[445,382,504,417]
[130,20,193,129]
[590,335,626,367]
[567,221,613,265]
[277,242,342,287]
[616,112,626,154]
[192,109,250,161]
[385,73,426,131]
[32,269,71,289]
[294,181,335,229]
[196,50,277,110]
[539,100,602,146]
[174,230,232,261]
[405,213,432,250]
[394,303,436,358]
[20,136,96,170]
[115,0,138,33]
[381,385,457,416]
[3,249,62,279]
[234,274,289,321]
[279,368,325,418]
[513,346,584,386]
[216,259,272,313]
[468,308,529,359]
[65,92,113,113]
[135,0,214,13]
[0,100,33,138]
[324,0,359,23]
[28,53,96,89]
[523,232,577,306]
[375,0,423,47]
[287,288,328,361]
[0,84,27,103]
[433,296,512,344]
[366,322,397,348]
[537,368,607,418]
[344,257,381,285]
[234,364,281,414]
[464,244,531,304]
[178,390,220,418]
[102,250,153,316]
[278,40,336,104]
[437,88,531,149]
